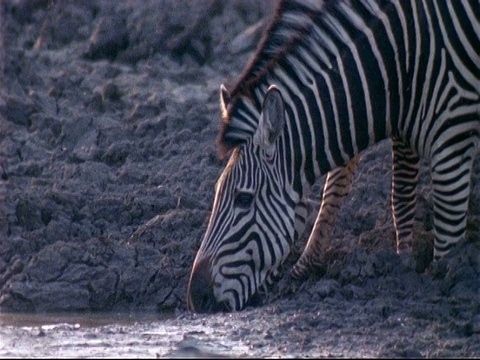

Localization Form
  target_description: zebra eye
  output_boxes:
[234,192,254,209]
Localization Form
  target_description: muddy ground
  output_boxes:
[0,0,479,358]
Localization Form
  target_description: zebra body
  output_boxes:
[187,0,480,312]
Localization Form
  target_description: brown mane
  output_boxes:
[216,1,285,159]
[216,0,319,158]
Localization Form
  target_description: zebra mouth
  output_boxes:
[188,281,263,313]
[193,295,229,313]
[187,257,222,313]
[187,280,229,313]
[187,257,280,312]
[245,292,263,309]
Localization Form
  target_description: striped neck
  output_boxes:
[221,0,411,194]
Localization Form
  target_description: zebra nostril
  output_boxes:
[187,257,219,313]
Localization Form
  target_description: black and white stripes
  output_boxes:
[187,0,479,312]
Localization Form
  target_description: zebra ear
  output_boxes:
[220,84,231,119]
[255,85,285,149]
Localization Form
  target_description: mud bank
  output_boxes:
[0,1,479,358]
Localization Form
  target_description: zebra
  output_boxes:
[187,0,480,312]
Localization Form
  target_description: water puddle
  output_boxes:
[0,311,174,328]
[0,311,251,358]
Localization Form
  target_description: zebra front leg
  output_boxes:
[430,137,478,260]
[291,156,359,280]
[391,137,420,255]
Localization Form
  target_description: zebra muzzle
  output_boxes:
[187,257,226,313]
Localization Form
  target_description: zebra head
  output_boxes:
[187,85,309,312]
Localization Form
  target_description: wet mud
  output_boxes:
[0,0,479,358]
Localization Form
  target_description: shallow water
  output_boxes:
[0,311,175,328]
[2,291,480,359]
[0,311,253,358]
[0,312,198,358]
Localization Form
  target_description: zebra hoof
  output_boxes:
[426,257,448,278]
[399,252,417,272]
[277,272,302,295]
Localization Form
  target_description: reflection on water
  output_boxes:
[0,311,176,328]
[0,310,252,358]
[0,311,206,358]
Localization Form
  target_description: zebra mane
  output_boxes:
[217,0,331,158]
[230,0,331,99]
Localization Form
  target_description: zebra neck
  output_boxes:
[229,1,404,183]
